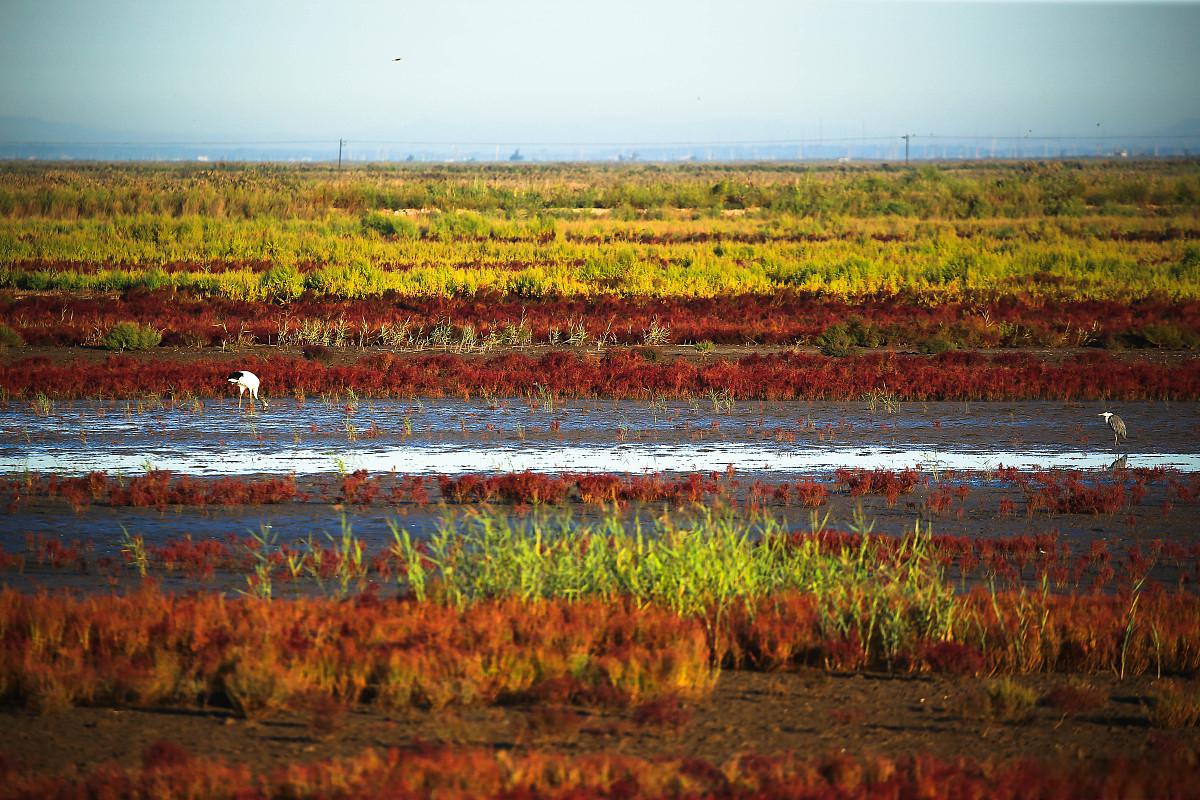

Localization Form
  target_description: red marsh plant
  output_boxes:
[2,470,298,512]
[747,478,830,508]
[438,471,572,505]
[1147,679,1200,728]
[7,289,1200,350]
[715,587,1200,676]
[4,349,1200,402]
[0,588,715,715]
[1023,472,1128,515]
[835,468,922,506]
[3,533,1200,718]
[0,467,1164,516]
[1041,681,1108,715]
[5,741,1200,800]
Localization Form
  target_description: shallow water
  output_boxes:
[2,398,1197,477]
[4,397,1197,595]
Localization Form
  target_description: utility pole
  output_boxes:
[337,138,345,171]
[902,133,913,164]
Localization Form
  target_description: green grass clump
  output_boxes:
[101,321,162,351]
[969,678,1038,723]
[388,507,958,664]
[816,323,855,357]
[0,322,24,347]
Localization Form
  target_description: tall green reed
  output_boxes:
[387,506,958,663]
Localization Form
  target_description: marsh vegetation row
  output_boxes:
[2,162,1197,302]
[5,350,1197,402]
[3,219,1196,302]
[2,161,1196,218]
[6,291,1199,352]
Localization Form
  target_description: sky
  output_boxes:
[1,0,1198,144]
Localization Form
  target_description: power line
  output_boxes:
[921,133,1200,141]
[2,132,1196,149]
[349,136,900,147]
[1,132,1196,164]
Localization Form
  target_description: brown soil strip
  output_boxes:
[2,671,1185,777]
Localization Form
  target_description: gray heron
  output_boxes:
[229,370,268,411]
[1098,412,1126,449]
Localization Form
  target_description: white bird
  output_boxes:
[228,370,268,411]
[1098,412,1126,449]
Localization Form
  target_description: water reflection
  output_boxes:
[2,398,1197,477]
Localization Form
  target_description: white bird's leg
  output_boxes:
[238,385,245,410]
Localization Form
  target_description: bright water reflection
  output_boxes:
[5,441,1200,476]
[2,398,1197,476]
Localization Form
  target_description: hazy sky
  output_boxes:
[1,0,1198,143]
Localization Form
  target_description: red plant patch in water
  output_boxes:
[1023,471,1128,515]
[836,468,922,505]
[2,470,300,511]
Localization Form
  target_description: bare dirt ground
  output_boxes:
[2,670,1186,777]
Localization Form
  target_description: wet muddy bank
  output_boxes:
[2,670,1190,778]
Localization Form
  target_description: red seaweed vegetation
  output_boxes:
[4,469,742,511]
[5,740,1199,800]
[0,466,1179,516]
[0,589,713,715]
[715,587,1200,675]
[2,471,298,512]
[748,478,830,508]
[835,468,922,506]
[19,533,89,571]
[3,581,1200,716]
[6,289,1200,350]
[437,471,573,505]
[787,529,1199,593]
[1013,468,1165,515]
[1171,474,1200,504]
[3,349,1199,401]
[437,471,732,507]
